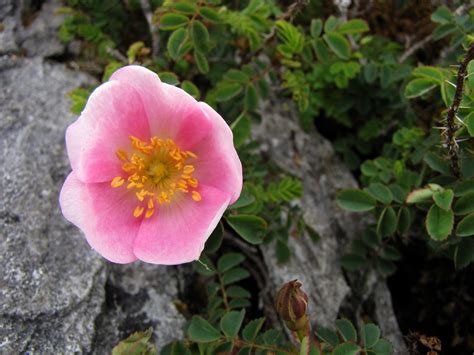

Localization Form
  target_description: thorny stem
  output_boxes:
[444,41,474,178]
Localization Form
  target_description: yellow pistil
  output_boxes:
[111,136,201,218]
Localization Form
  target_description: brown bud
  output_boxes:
[275,280,309,331]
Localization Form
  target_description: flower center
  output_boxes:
[111,136,201,219]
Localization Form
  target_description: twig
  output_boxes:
[139,0,160,59]
[106,47,127,62]
[262,0,308,45]
[398,34,433,63]
[444,41,474,177]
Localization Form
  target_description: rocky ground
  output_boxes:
[0,1,406,353]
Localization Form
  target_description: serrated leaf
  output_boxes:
[200,7,220,22]
[229,298,251,309]
[222,267,250,285]
[112,328,156,355]
[313,38,330,63]
[456,212,474,237]
[220,310,245,338]
[341,253,366,271]
[173,2,196,14]
[204,222,224,253]
[335,319,357,342]
[160,13,189,30]
[381,245,402,261]
[337,19,369,34]
[316,327,339,347]
[323,32,351,59]
[336,189,376,212]
[377,207,397,237]
[371,339,393,354]
[412,66,444,83]
[187,316,221,342]
[227,285,251,298]
[367,183,393,204]
[310,19,323,37]
[218,253,245,273]
[433,189,454,211]
[191,20,210,53]
[332,342,360,355]
[404,78,437,98]
[226,214,267,244]
[454,238,474,269]
[426,205,453,240]
[453,192,474,215]
[194,50,209,74]
[242,317,265,341]
[244,84,258,111]
[181,80,200,99]
[167,28,189,60]
[215,82,243,101]
[363,323,381,348]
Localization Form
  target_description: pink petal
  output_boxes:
[110,66,197,138]
[174,105,213,151]
[59,172,140,263]
[67,80,150,183]
[133,185,230,265]
[192,102,243,204]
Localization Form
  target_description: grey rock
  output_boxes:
[0,0,66,57]
[254,99,406,352]
[0,57,186,353]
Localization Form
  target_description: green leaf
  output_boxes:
[337,19,369,34]
[341,253,366,271]
[187,316,221,342]
[222,267,250,285]
[226,285,251,298]
[335,319,357,342]
[230,114,251,148]
[200,7,220,22]
[220,310,245,338]
[456,212,474,237]
[371,339,393,354]
[363,323,381,348]
[464,112,474,137]
[424,153,451,175]
[332,342,360,355]
[367,183,393,204]
[173,2,196,14]
[204,222,224,253]
[159,72,180,86]
[226,214,267,244]
[192,255,216,276]
[323,32,351,59]
[167,28,189,60]
[228,191,255,210]
[364,63,378,83]
[454,238,474,269]
[217,253,245,273]
[454,180,474,196]
[324,15,338,33]
[376,258,397,277]
[112,328,156,355]
[453,192,474,215]
[313,38,330,63]
[426,205,453,240]
[377,207,397,237]
[381,245,402,261]
[194,50,209,74]
[404,78,437,98]
[276,239,291,264]
[244,84,259,111]
[191,20,210,53]
[336,189,376,212]
[433,23,457,40]
[181,80,200,99]
[160,340,191,355]
[412,66,444,84]
[215,82,243,102]
[160,14,189,30]
[397,207,412,234]
[103,62,124,81]
[225,69,250,83]
[310,19,323,37]
[406,187,434,203]
[433,189,454,211]
[316,327,339,347]
[431,6,453,24]
[229,298,251,309]
[242,317,265,341]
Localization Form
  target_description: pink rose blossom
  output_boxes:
[59,65,242,265]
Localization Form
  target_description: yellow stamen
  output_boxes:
[192,191,202,201]
[113,136,201,218]
[111,176,125,188]
[133,206,144,217]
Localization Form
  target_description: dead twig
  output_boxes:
[139,0,160,60]
[444,41,474,177]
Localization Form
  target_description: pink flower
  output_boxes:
[59,65,242,265]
